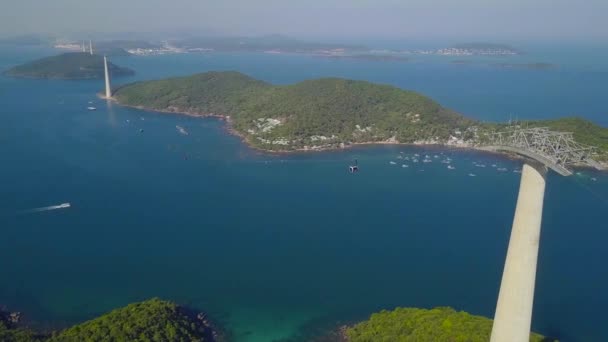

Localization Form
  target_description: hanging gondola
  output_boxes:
[349,159,359,173]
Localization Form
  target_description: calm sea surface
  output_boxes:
[1,44,607,341]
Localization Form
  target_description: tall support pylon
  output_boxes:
[103,55,112,98]
[82,41,86,53]
[490,163,546,342]
[89,40,93,55]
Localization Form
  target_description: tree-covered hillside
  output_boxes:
[114,71,473,151]
[345,307,554,342]
[1,299,216,342]
[4,52,134,80]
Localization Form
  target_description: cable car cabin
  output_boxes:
[349,159,359,173]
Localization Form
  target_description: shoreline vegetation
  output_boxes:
[3,52,134,80]
[2,301,557,342]
[1,299,222,342]
[111,71,608,168]
[342,307,556,342]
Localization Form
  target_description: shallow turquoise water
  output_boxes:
[1,45,608,341]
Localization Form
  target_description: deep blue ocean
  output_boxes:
[1,44,607,341]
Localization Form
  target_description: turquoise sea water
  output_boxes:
[1,44,608,341]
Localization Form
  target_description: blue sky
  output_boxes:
[2,0,607,41]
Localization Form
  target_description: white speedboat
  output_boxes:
[468,173,476,177]
[447,165,455,170]
[87,106,96,111]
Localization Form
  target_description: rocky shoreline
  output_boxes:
[0,306,22,327]
[108,98,607,171]
[0,301,224,342]
[109,98,479,155]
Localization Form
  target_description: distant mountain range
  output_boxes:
[1,33,523,57]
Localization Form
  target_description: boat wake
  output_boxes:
[176,125,189,135]
[19,203,71,214]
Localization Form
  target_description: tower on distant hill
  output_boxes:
[104,55,111,98]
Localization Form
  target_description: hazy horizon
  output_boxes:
[2,0,607,43]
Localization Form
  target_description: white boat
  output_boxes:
[57,203,71,208]
[513,169,522,173]
[389,161,397,165]
[591,177,597,181]
[497,167,508,172]
[447,165,455,170]
[402,164,409,168]
[468,173,476,177]
[87,106,96,111]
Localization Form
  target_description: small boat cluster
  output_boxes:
[386,151,530,177]
[390,152,456,170]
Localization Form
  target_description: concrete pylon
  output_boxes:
[491,163,546,342]
[103,55,111,98]
[89,40,93,55]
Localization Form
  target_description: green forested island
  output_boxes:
[345,307,554,342]
[0,299,217,342]
[4,52,134,80]
[113,71,473,150]
[113,71,608,163]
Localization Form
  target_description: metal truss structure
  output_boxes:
[484,127,602,176]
